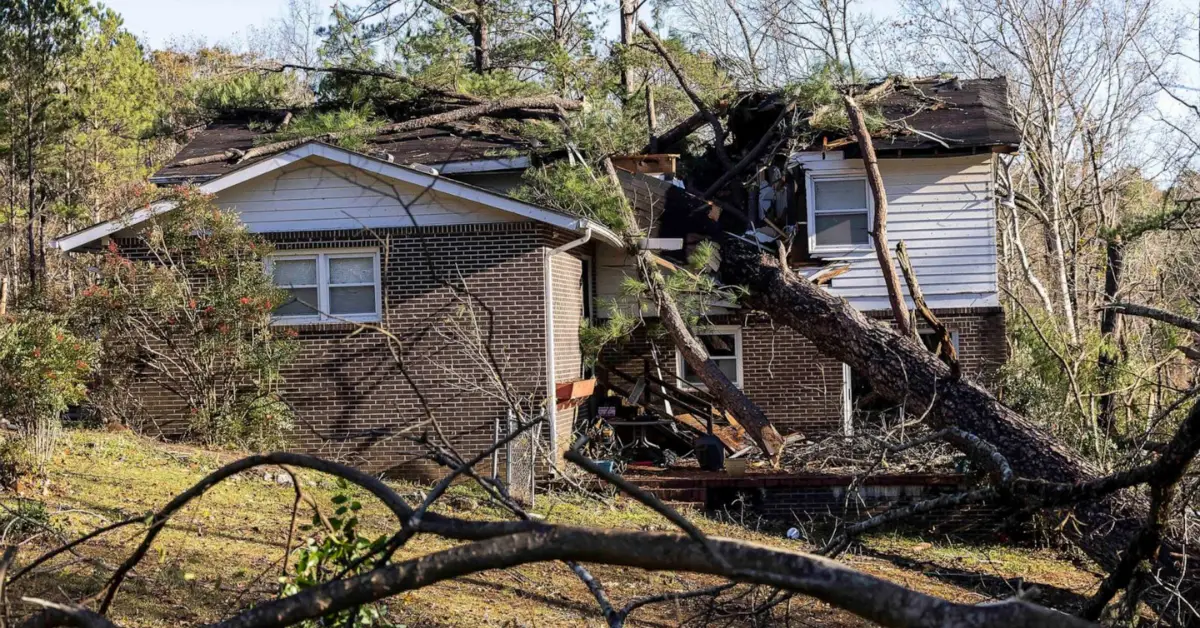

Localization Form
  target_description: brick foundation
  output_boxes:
[626,469,1010,537]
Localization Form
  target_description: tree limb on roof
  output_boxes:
[168,96,584,169]
[637,21,734,170]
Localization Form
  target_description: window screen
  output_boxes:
[811,177,870,248]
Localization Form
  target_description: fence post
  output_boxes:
[492,415,500,479]
[505,408,514,490]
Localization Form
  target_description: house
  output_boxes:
[53,78,1019,478]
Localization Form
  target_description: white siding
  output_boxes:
[212,157,521,232]
[594,154,999,315]
[811,154,998,311]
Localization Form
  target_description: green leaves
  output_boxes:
[74,192,299,450]
[281,487,391,627]
[512,163,639,235]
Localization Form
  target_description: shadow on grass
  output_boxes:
[859,547,1089,613]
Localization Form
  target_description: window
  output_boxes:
[806,174,872,252]
[268,249,381,323]
[676,327,742,389]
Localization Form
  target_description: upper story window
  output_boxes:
[806,173,872,253]
[268,249,381,324]
[676,327,743,389]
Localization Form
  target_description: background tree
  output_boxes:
[0,0,91,295]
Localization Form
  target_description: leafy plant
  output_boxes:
[263,108,382,151]
[512,162,639,235]
[0,498,55,541]
[280,479,392,627]
[0,312,97,475]
[73,189,299,449]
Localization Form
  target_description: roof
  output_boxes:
[867,76,1020,152]
[151,111,536,184]
[55,141,621,252]
[726,76,1021,156]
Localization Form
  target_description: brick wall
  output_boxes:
[117,221,584,480]
[627,470,1010,537]
[600,308,1007,437]
[549,251,585,457]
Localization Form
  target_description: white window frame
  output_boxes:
[675,326,743,390]
[805,171,874,255]
[267,248,383,325]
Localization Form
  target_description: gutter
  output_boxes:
[543,221,593,463]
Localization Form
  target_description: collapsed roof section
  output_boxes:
[151,108,539,185]
[724,76,1021,158]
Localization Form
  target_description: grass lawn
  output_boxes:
[2,430,1102,627]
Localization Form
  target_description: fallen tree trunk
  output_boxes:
[637,251,785,460]
[717,238,1196,619]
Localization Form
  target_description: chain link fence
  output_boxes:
[494,408,541,507]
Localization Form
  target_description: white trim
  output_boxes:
[842,363,854,436]
[638,238,684,251]
[267,247,382,325]
[433,156,531,174]
[806,171,874,255]
[919,328,960,353]
[675,326,743,390]
[544,229,594,461]
[53,142,623,251]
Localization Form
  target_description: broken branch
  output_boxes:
[896,241,960,378]
[169,97,584,169]
[637,21,733,169]
[842,93,912,337]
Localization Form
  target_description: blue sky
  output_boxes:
[104,0,292,48]
[106,0,906,51]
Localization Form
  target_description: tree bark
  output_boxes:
[843,94,911,337]
[472,0,491,73]
[896,241,959,379]
[716,237,1196,613]
[619,0,636,101]
[1097,236,1126,435]
[637,252,785,460]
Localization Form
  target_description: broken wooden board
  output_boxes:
[627,377,647,405]
[556,378,596,409]
[672,413,745,451]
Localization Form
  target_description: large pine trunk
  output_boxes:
[717,238,1196,618]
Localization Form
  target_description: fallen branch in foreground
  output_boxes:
[208,526,1092,628]
[11,446,1095,628]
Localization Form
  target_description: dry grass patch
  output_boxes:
[0,430,1098,626]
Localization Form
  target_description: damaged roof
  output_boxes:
[728,76,1021,156]
[151,109,536,184]
[867,76,1020,152]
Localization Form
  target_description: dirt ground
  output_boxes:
[1,431,1102,626]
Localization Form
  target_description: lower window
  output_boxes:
[676,327,742,389]
[268,249,381,324]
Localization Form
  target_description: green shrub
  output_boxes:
[0,312,97,475]
[0,498,55,541]
[74,189,299,450]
